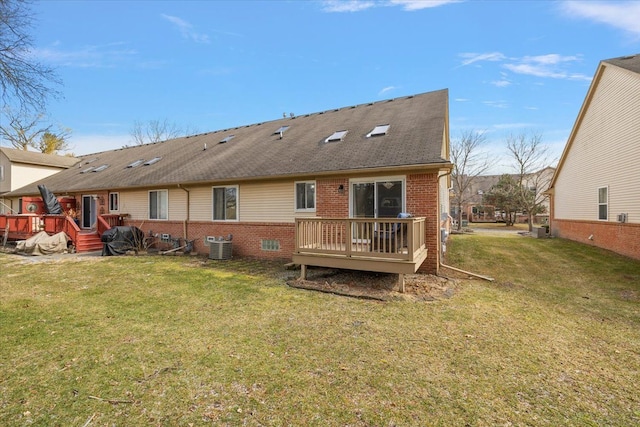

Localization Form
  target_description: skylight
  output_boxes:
[80,167,94,174]
[219,135,235,144]
[274,125,289,135]
[325,130,348,143]
[92,164,109,172]
[143,156,162,166]
[126,159,144,168]
[366,124,390,138]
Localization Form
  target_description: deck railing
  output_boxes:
[294,217,426,262]
[0,213,125,244]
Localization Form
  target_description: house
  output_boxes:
[450,167,554,225]
[547,54,640,260]
[3,89,452,276]
[0,147,79,214]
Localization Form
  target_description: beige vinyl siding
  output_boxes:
[189,186,213,221]
[554,64,640,223]
[187,181,315,223]
[119,188,187,221]
[240,181,307,223]
[11,164,65,193]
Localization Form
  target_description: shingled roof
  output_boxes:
[0,147,79,169]
[604,53,640,74]
[9,89,450,196]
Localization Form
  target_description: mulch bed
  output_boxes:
[286,267,458,301]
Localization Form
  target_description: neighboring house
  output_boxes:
[548,54,640,260]
[5,90,452,275]
[451,167,554,224]
[0,147,79,214]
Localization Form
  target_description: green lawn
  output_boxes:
[1,235,639,426]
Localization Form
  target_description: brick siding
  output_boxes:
[125,173,443,274]
[552,219,640,260]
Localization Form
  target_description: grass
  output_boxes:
[1,236,639,426]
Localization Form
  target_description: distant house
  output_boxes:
[0,147,79,214]
[451,167,554,225]
[548,54,640,260]
[4,90,452,276]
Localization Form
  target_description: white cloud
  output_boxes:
[561,1,640,37]
[378,85,398,95]
[321,0,459,12]
[504,55,592,81]
[161,14,210,44]
[321,1,377,12]
[389,0,462,11]
[483,100,509,109]
[454,98,469,102]
[458,52,506,66]
[32,42,137,68]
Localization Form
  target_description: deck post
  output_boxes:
[301,264,307,280]
[398,274,405,293]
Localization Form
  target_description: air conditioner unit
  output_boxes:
[209,240,232,260]
[617,213,628,223]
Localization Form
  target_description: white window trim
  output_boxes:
[597,186,608,221]
[109,192,119,212]
[148,189,168,220]
[294,181,316,212]
[212,185,239,222]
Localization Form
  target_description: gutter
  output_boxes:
[177,184,190,241]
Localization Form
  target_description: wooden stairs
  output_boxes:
[75,231,103,253]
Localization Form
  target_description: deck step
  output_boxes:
[75,232,103,253]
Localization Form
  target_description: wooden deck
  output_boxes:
[292,217,428,290]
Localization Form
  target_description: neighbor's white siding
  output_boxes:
[554,64,640,223]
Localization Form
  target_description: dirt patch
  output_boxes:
[286,268,458,302]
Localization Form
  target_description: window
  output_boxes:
[295,181,316,211]
[92,164,109,172]
[274,126,289,136]
[144,157,162,166]
[0,165,4,181]
[213,186,238,221]
[109,193,119,212]
[325,130,348,143]
[366,124,390,137]
[149,190,168,220]
[126,159,144,168]
[598,186,608,220]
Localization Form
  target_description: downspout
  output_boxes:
[177,184,189,241]
[437,170,495,282]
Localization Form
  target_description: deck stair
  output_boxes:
[75,231,103,253]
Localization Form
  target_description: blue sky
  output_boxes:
[18,1,640,172]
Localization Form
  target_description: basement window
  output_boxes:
[325,130,348,143]
[261,239,280,251]
[144,156,162,166]
[219,135,235,144]
[366,124,390,137]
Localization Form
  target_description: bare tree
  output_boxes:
[129,119,184,145]
[0,107,70,152]
[0,0,61,112]
[450,130,494,230]
[506,132,553,232]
